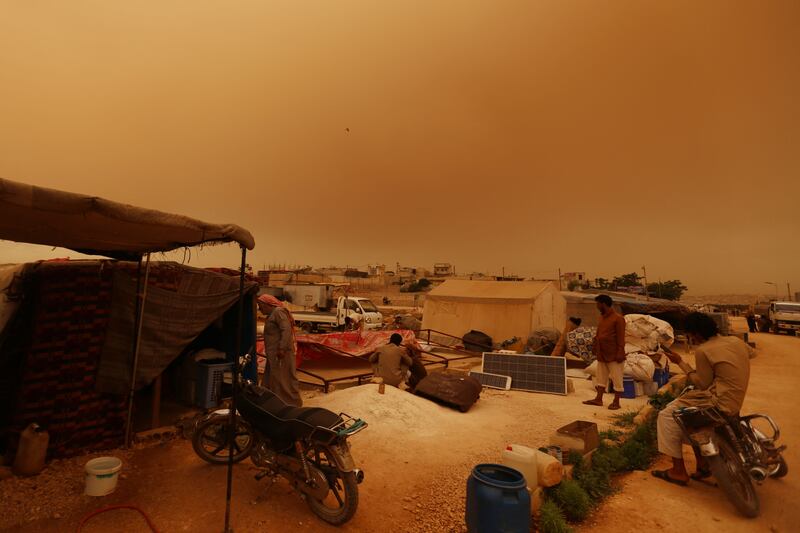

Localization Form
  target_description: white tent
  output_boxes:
[421,280,567,344]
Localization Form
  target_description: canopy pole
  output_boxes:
[124,253,151,448]
[224,246,247,533]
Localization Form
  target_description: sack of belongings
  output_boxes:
[414,372,482,412]
[462,330,493,353]
[624,352,656,381]
[624,314,674,354]
[525,327,561,355]
[567,326,597,363]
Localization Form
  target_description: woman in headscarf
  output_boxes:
[257,294,302,406]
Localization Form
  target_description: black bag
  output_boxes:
[462,330,493,353]
[414,372,482,412]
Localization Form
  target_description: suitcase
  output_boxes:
[414,372,482,412]
[462,330,493,353]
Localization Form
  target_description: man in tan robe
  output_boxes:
[652,312,751,486]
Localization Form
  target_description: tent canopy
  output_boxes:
[422,280,567,343]
[0,178,255,260]
[425,280,553,303]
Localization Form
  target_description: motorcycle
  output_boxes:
[191,356,367,526]
[673,393,788,518]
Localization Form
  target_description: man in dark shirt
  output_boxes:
[369,333,413,387]
[583,294,627,410]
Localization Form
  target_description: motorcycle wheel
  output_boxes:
[305,446,359,526]
[708,437,760,518]
[192,414,254,465]
[770,456,789,478]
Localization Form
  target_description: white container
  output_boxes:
[643,381,658,396]
[634,382,644,397]
[501,444,538,489]
[84,456,123,496]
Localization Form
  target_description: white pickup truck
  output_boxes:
[768,301,800,335]
[293,296,383,332]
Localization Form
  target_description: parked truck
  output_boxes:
[768,301,800,335]
[293,296,383,332]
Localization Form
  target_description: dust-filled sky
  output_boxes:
[1,1,798,296]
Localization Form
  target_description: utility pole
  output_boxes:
[558,268,562,291]
[642,265,650,300]
[765,281,778,301]
[788,283,793,301]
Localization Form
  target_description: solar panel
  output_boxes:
[482,352,567,395]
[468,371,512,390]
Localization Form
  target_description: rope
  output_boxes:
[76,504,159,533]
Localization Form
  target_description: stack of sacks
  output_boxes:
[585,315,674,383]
[623,314,674,381]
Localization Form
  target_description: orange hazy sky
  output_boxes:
[1,1,798,296]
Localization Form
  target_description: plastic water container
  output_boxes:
[501,444,538,489]
[85,457,123,496]
[466,464,530,533]
[12,423,49,476]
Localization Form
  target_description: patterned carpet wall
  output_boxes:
[7,261,180,458]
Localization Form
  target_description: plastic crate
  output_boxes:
[621,377,637,399]
[653,362,670,388]
[554,420,599,454]
[196,360,232,408]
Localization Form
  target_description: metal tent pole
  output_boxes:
[124,252,152,448]
[224,246,247,533]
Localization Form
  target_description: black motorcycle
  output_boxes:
[191,358,367,526]
[673,396,788,518]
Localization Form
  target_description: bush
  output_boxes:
[598,429,623,442]
[550,479,592,522]
[539,500,572,533]
[649,390,676,411]
[618,418,658,471]
[591,443,628,473]
[611,410,638,428]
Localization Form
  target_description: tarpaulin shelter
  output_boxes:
[0,177,255,532]
[561,291,690,329]
[0,260,258,455]
[421,280,567,345]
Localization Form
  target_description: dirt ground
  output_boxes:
[2,317,797,532]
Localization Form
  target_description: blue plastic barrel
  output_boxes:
[466,464,530,533]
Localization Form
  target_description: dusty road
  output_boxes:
[2,323,797,532]
[581,327,800,533]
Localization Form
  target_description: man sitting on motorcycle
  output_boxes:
[653,312,752,486]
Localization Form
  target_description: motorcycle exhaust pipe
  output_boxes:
[353,469,365,484]
[749,467,768,482]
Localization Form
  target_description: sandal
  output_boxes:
[691,467,712,481]
[652,469,689,487]
[607,403,621,411]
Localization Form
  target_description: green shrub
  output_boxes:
[611,410,638,428]
[618,418,658,470]
[551,479,592,522]
[649,390,676,411]
[566,450,584,467]
[599,429,623,441]
[591,443,628,473]
[539,500,573,533]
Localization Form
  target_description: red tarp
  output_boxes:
[256,330,420,369]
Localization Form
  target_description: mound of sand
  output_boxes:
[307,383,463,438]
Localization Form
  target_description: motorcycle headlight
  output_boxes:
[365,317,372,323]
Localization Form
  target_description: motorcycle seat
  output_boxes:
[239,384,343,442]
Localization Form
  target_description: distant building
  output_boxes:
[561,272,587,285]
[433,263,455,277]
[368,264,387,277]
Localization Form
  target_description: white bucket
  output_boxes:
[84,456,123,496]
